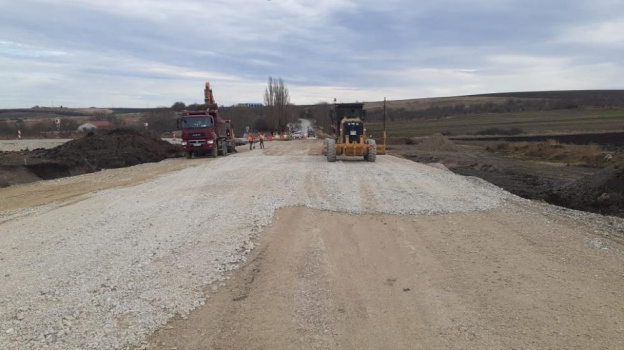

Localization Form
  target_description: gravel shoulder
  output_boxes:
[1,139,623,350]
[0,158,202,213]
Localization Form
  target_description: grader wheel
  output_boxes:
[365,139,377,162]
[326,139,337,162]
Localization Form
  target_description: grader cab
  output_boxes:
[322,103,386,162]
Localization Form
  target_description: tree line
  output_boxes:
[4,88,623,137]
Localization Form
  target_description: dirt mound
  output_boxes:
[47,129,182,169]
[549,163,624,217]
[413,134,460,152]
[0,129,182,187]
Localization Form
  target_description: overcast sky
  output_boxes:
[1,0,623,108]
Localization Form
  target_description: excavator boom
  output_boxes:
[204,81,218,110]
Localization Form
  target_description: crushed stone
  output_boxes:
[1,152,516,349]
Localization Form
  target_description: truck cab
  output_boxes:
[180,111,234,158]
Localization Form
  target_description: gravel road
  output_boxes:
[0,138,181,153]
[0,139,72,151]
[1,140,623,349]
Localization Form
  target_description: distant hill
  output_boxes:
[0,107,110,120]
[466,90,624,102]
[361,90,624,122]
[365,90,624,111]
[363,95,546,112]
[472,90,624,105]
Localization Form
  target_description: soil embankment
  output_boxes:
[390,134,624,218]
[549,163,624,217]
[451,131,624,149]
[0,129,182,188]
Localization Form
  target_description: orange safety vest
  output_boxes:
[259,134,264,140]
[248,135,254,142]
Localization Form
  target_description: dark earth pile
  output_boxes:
[413,134,460,152]
[0,129,182,187]
[391,135,624,218]
[549,163,624,217]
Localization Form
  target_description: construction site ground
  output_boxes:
[388,136,624,218]
[1,139,624,350]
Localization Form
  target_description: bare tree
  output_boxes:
[311,102,332,133]
[59,118,80,132]
[141,108,177,133]
[91,110,124,127]
[171,101,186,111]
[0,120,12,136]
[264,77,291,133]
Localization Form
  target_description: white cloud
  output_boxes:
[0,40,67,58]
[487,54,570,67]
[0,46,257,107]
[557,17,624,47]
[359,53,624,100]
[29,0,356,42]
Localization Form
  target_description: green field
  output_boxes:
[367,108,624,138]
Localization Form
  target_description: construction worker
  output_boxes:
[248,133,254,150]
[259,133,265,149]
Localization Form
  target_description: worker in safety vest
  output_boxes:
[259,133,265,149]
[248,134,254,150]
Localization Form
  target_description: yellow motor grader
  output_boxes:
[321,102,386,162]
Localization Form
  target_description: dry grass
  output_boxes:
[363,96,538,111]
[489,140,622,167]
[367,108,624,137]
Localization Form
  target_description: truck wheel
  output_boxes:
[322,138,329,156]
[185,151,192,159]
[211,146,218,158]
[366,139,377,162]
[221,141,228,156]
[326,139,337,162]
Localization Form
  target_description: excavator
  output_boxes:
[322,101,386,162]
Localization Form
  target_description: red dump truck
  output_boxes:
[179,82,237,158]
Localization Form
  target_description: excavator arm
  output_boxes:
[204,81,218,110]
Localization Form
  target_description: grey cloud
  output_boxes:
[1,0,623,107]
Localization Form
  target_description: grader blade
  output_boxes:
[376,145,386,155]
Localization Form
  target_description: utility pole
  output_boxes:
[383,97,386,132]
[383,97,387,151]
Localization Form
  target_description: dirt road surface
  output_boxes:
[1,140,623,350]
